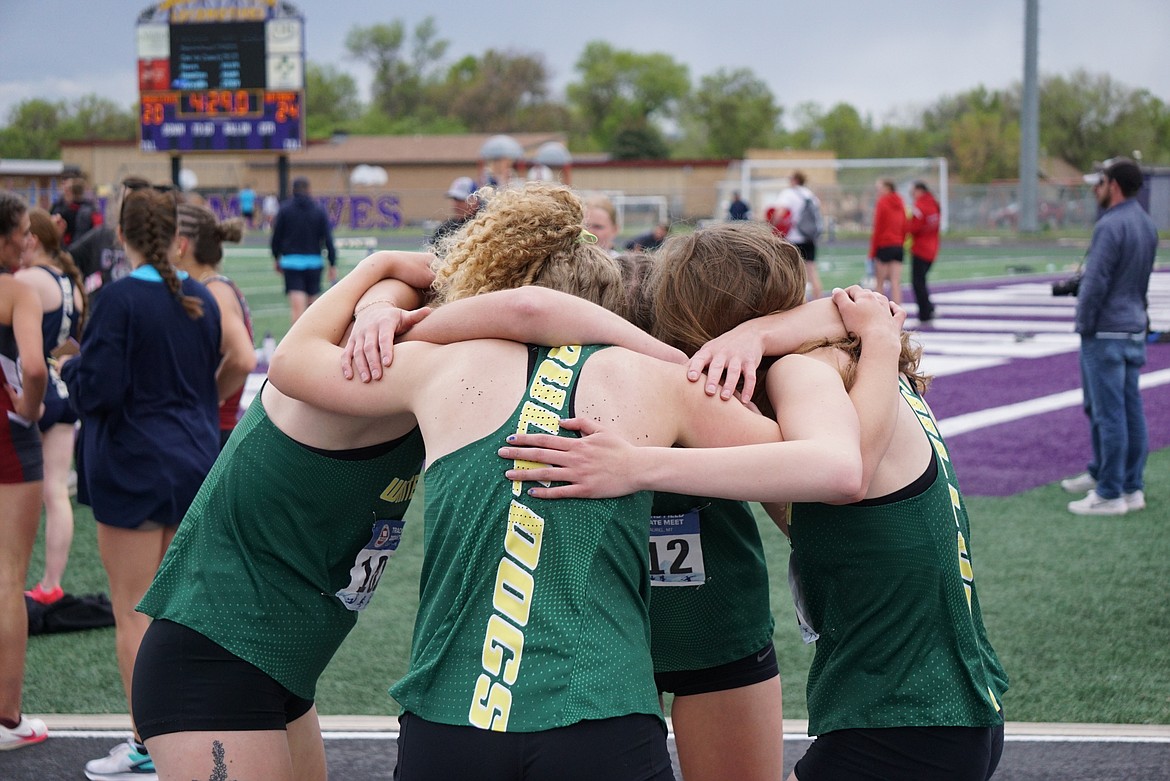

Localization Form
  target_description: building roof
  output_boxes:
[290,132,569,166]
[0,159,67,176]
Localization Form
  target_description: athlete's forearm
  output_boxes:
[754,297,847,355]
[405,287,685,364]
[629,439,863,504]
[273,252,429,388]
[847,331,903,495]
[352,252,433,315]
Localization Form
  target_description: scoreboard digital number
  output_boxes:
[136,2,305,153]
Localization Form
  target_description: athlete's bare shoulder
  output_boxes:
[573,347,693,446]
[261,382,419,450]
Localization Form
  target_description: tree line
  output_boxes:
[2,17,1167,183]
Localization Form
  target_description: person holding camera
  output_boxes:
[1062,158,1158,516]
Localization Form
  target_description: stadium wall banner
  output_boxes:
[203,193,405,230]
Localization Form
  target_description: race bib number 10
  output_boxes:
[335,519,404,611]
[649,509,705,586]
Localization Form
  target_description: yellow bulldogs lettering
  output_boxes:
[469,347,576,731]
[899,379,976,614]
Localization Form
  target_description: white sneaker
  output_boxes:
[1068,490,1128,516]
[0,714,47,751]
[85,739,157,781]
[1125,490,1146,512]
[1060,472,1097,493]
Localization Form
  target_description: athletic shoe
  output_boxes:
[1060,472,1097,493]
[1068,490,1128,516]
[25,584,64,605]
[1125,490,1146,512]
[85,740,157,780]
[0,714,48,751]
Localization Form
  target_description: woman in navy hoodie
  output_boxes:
[61,185,221,781]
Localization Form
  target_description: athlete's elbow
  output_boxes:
[266,346,294,388]
[507,286,554,322]
[235,347,258,375]
[825,455,865,503]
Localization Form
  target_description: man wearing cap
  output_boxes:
[271,177,337,324]
[429,176,480,246]
[1062,158,1158,516]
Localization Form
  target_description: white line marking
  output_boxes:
[41,729,1170,745]
[938,369,1170,437]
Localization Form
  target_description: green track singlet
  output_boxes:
[789,377,1008,735]
[139,390,424,700]
[647,494,774,673]
[390,345,660,732]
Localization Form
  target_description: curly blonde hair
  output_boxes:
[432,182,625,315]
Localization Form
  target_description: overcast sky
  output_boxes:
[2,0,1168,129]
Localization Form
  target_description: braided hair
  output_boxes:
[120,188,203,319]
[28,207,89,330]
[177,203,244,269]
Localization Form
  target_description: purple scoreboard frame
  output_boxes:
[136,1,305,153]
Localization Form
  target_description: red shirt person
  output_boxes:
[868,179,907,305]
[907,181,941,322]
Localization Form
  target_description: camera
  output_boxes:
[1052,274,1081,297]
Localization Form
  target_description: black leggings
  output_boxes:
[394,712,675,781]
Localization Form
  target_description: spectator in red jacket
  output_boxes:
[868,179,907,305]
[907,181,941,323]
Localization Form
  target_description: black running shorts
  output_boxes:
[794,720,1005,781]
[654,642,780,697]
[394,712,675,781]
[133,619,315,741]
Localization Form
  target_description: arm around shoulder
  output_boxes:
[405,286,685,364]
[269,252,434,417]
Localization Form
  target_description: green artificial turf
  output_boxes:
[20,239,1169,723]
[23,449,1170,723]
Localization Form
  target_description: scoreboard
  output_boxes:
[136,1,305,153]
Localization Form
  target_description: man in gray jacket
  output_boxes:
[1063,158,1158,515]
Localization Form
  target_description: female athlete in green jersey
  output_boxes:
[271,185,892,781]
[502,303,1006,781]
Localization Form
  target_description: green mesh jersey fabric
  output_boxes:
[139,391,424,700]
[390,345,660,732]
[789,377,1008,735]
[648,494,774,672]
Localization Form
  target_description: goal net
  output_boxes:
[583,191,670,239]
[719,157,950,236]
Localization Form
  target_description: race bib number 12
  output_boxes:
[649,509,705,586]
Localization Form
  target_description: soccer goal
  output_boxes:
[722,157,950,235]
[584,191,670,237]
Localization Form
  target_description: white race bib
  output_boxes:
[335,519,404,611]
[649,508,705,586]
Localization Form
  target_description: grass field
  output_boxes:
[23,448,1170,723]
[21,234,1170,725]
[227,231,1095,345]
